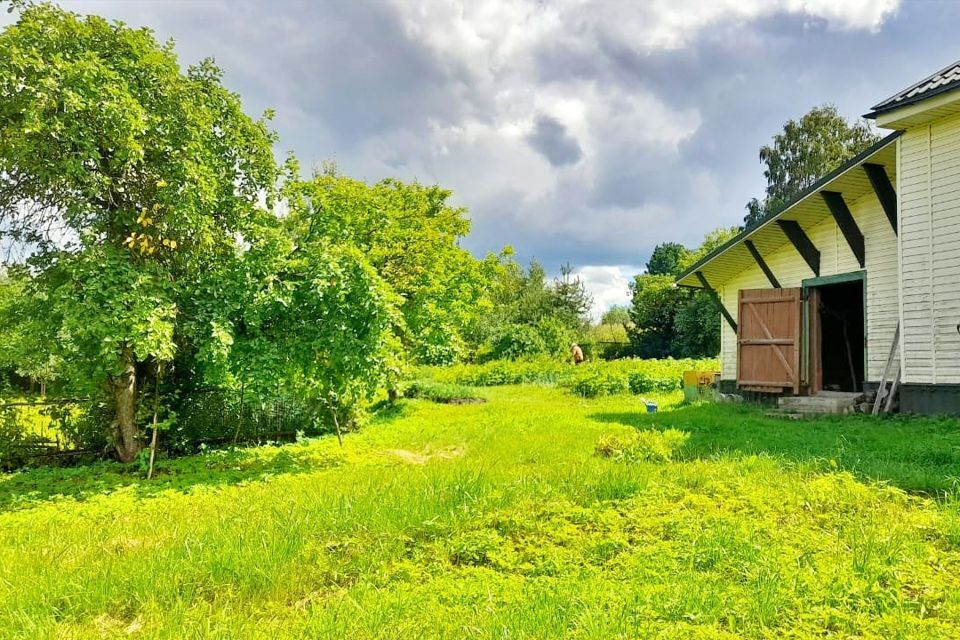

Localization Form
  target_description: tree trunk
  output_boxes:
[112,345,141,462]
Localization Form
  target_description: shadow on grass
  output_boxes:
[0,441,347,512]
[589,403,960,495]
[0,401,418,512]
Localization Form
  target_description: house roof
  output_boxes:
[675,131,900,289]
[866,60,960,118]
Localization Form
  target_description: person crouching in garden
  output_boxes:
[570,343,584,365]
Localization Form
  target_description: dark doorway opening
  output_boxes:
[814,280,865,392]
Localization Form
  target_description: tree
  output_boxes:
[600,305,631,326]
[628,227,738,359]
[284,169,497,366]
[0,4,278,460]
[552,263,592,327]
[627,275,685,358]
[744,104,879,226]
[646,242,689,276]
[472,258,592,360]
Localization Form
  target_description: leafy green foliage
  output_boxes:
[645,242,689,276]
[629,227,738,359]
[599,305,631,326]
[744,104,879,226]
[628,274,684,358]
[0,3,278,459]
[403,380,481,404]
[283,168,498,366]
[0,399,105,468]
[472,260,591,360]
[419,357,718,398]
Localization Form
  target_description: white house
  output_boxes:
[675,60,960,414]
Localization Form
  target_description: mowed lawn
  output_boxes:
[5,388,960,638]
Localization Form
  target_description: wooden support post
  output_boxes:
[777,220,821,276]
[744,240,781,288]
[863,163,898,235]
[821,191,865,268]
[695,271,737,333]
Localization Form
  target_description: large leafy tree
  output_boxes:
[744,104,879,226]
[284,168,498,366]
[645,242,689,276]
[0,3,278,460]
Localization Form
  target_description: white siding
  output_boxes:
[899,112,960,384]
[719,190,899,383]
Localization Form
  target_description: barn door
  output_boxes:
[737,288,803,393]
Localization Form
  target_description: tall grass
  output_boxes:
[2,386,960,638]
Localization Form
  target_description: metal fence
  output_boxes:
[0,389,326,468]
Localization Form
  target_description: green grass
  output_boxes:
[4,386,960,638]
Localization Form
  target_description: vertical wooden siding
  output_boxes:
[718,187,899,383]
[899,112,960,384]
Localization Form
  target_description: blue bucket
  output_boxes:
[640,398,658,413]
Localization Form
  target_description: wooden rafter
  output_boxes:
[821,190,865,268]
[695,271,737,333]
[862,163,898,235]
[744,240,781,288]
[776,220,820,276]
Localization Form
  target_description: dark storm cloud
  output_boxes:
[8,0,958,307]
[526,115,583,166]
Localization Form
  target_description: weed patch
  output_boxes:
[595,429,689,462]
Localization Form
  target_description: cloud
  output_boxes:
[526,115,582,166]
[2,0,919,274]
[574,265,640,321]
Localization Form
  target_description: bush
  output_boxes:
[418,357,718,398]
[489,325,547,360]
[595,429,689,463]
[404,380,480,403]
[570,371,629,398]
[0,400,105,468]
[168,390,324,453]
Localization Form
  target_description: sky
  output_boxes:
[6,0,960,318]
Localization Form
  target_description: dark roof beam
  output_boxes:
[862,163,897,235]
[744,240,781,288]
[821,191,865,268]
[776,220,821,276]
[695,271,737,333]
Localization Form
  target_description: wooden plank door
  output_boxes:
[737,288,803,393]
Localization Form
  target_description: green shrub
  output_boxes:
[418,357,718,397]
[489,325,547,360]
[0,400,105,469]
[595,428,689,463]
[570,371,629,398]
[404,380,480,403]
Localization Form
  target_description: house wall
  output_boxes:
[718,187,900,384]
[898,112,960,385]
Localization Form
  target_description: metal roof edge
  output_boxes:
[865,82,960,119]
[674,130,902,286]
[866,59,960,117]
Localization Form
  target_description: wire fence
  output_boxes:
[0,389,326,468]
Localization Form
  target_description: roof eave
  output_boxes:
[865,83,960,120]
[674,130,902,288]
